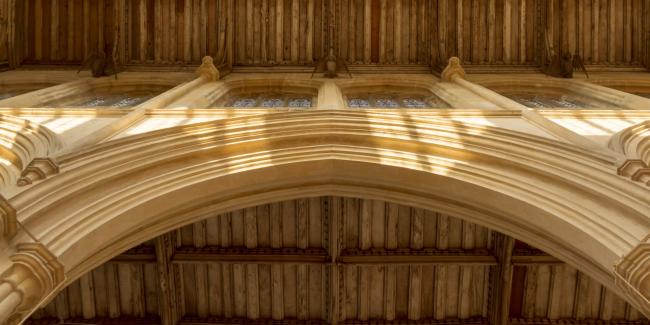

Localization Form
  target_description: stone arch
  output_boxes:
[3,110,650,323]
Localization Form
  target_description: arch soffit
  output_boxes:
[7,110,650,308]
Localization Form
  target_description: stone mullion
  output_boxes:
[439,57,613,155]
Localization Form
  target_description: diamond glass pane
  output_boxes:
[260,98,285,107]
[348,98,370,108]
[288,98,312,107]
[231,98,257,107]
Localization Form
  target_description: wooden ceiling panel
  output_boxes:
[339,264,489,321]
[544,0,647,67]
[337,197,492,250]
[234,0,327,66]
[515,264,643,321]
[179,263,327,320]
[177,198,328,249]
[6,0,650,70]
[335,0,433,66]
[26,197,650,325]
[29,262,161,322]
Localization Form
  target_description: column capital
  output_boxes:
[196,56,220,82]
[615,236,650,316]
[441,57,466,82]
[17,158,60,187]
[0,243,64,324]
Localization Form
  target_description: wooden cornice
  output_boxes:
[509,319,650,325]
[109,246,564,266]
[172,247,330,264]
[25,316,161,325]
[179,317,489,325]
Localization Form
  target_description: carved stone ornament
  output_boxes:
[195,56,220,82]
[0,195,17,239]
[0,243,64,324]
[618,160,650,186]
[17,158,60,187]
[441,57,466,82]
[614,236,650,316]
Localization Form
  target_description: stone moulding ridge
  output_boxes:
[615,236,650,317]
[0,243,64,324]
[609,121,650,186]
[0,115,61,195]
[17,158,60,187]
[5,110,650,318]
[0,194,17,238]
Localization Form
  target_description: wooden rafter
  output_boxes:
[488,232,515,325]
[155,233,181,325]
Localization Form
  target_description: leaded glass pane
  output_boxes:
[508,94,588,108]
[288,98,312,107]
[260,98,285,107]
[78,97,113,107]
[231,98,257,107]
[375,98,399,108]
[113,96,153,107]
[402,98,428,108]
[548,96,587,108]
[348,98,370,108]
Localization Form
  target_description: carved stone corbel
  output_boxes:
[617,159,650,186]
[195,56,220,82]
[441,57,466,82]
[17,158,59,187]
[0,243,64,324]
[614,237,650,316]
[0,195,17,239]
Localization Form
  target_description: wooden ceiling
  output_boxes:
[26,197,647,325]
[1,0,649,72]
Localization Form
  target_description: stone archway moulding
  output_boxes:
[2,110,650,323]
[610,120,650,186]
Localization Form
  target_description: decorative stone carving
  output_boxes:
[17,158,59,187]
[0,195,17,239]
[441,57,466,82]
[614,236,650,316]
[195,56,220,82]
[609,121,650,186]
[0,243,64,324]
